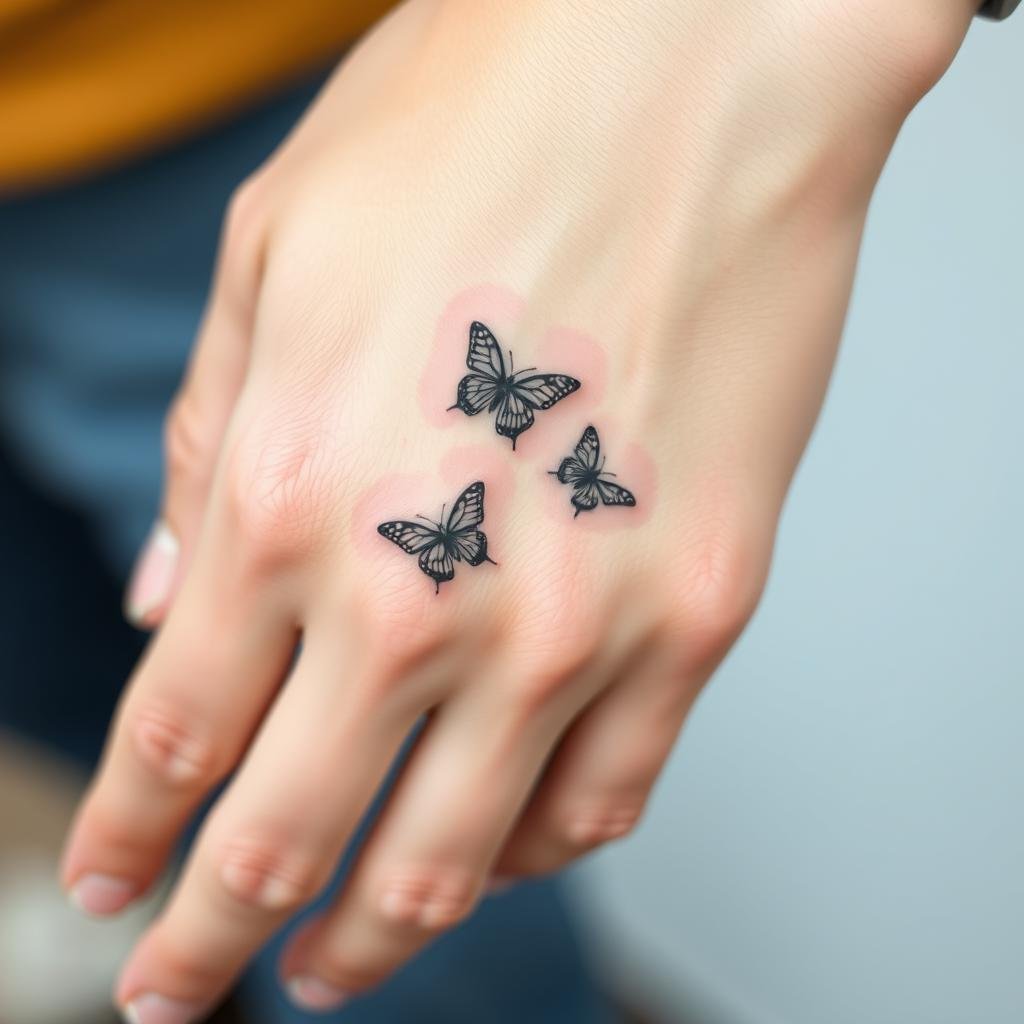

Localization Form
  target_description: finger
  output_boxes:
[125,181,266,629]
[278,678,572,1010]
[60,520,296,916]
[112,626,429,1023]
[493,645,699,879]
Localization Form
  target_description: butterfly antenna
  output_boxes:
[415,513,443,531]
[509,349,514,374]
[435,579,440,596]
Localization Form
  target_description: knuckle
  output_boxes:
[375,866,478,932]
[562,801,646,851]
[509,545,592,647]
[221,175,267,263]
[358,642,445,710]
[164,391,216,487]
[351,582,479,709]
[504,566,604,712]
[511,644,599,713]
[216,834,326,912]
[128,702,222,788]
[221,429,335,568]
[670,524,766,670]
[360,583,452,672]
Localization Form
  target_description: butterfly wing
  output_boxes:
[555,426,600,482]
[572,426,601,470]
[452,323,506,416]
[417,541,456,587]
[555,455,586,483]
[443,482,491,567]
[451,530,490,566]
[454,373,499,415]
[510,373,581,410]
[445,481,486,533]
[466,321,507,378]
[494,390,535,446]
[377,521,441,553]
[570,480,600,517]
[596,478,636,508]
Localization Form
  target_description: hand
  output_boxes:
[61,0,974,1019]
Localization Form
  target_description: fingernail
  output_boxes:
[286,976,350,1012]
[125,521,179,627]
[68,873,137,916]
[121,993,205,1024]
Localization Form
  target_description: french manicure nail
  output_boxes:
[68,873,136,916]
[125,521,179,626]
[287,976,350,1012]
[121,993,205,1024]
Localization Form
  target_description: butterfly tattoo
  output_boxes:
[550,426,637,518]
[448,321,581,450]
[377,481,496,593]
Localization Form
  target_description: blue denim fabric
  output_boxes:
[0,75,615,1024]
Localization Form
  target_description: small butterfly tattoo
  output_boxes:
[448,321,581,450]
[549,426,637,518]
[377,481,496,593]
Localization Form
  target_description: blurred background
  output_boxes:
[0,7,1020,1024]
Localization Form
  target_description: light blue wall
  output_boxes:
[582,15,1024,1024]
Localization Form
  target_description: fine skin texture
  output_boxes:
[60,0,978,1019]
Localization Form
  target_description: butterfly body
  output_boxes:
[550,426,637,517]
[378,481,496,593]
[449,321,581,449]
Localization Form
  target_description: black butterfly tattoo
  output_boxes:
[550,426,637,518]
[448,321,581,450]
[377,481,496,593]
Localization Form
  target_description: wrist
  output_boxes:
[436,0,967,164]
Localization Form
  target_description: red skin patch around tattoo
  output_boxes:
[419,285,607,458]
[537,417,657,531]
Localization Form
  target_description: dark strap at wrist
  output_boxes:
[979,0,1022,18]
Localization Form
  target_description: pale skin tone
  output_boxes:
[57,0,980,1020]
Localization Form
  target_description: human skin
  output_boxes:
[58,0,978,1020]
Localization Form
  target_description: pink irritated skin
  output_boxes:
[420,285,608,459]
[538,415,658,532]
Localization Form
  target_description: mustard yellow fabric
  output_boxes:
[0,0,397,193]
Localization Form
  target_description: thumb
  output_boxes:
[124,181,265,629]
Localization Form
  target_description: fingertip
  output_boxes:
[276,914,324,982]
[67,872,139,917]
[286,976,350,1013]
